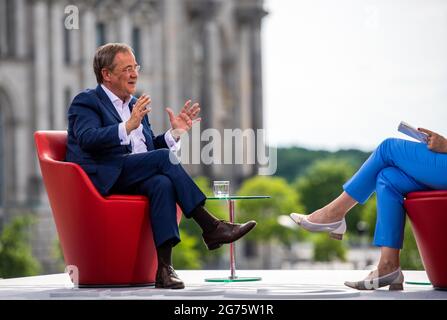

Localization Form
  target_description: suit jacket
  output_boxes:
[66,84,168,195]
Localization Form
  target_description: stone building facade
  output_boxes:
[0,0,266,272]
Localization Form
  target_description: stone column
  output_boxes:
[131,0,157,71]
[188,0,222,178]
[235,1,267,177]
[15,0,27,58]
[33,0,50,131]
[0,0,6,56]
[102,6,117,43]
[50,0,65,130]
[3,0,16,56]
[119,14,132,45]
[114,0,135,44]
[235,24,252,178]
[0,86,17,207]
[206,4,225,177]
[81,2,97,88]
[150,17,166,132]
[162,0,183,117]
[247,6,267,135]
[69,15,81,66]
[15,90,30,205]
[132,0,165,132]
[32,0,51,205]
[139,16,153,73]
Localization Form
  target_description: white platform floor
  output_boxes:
[0,269,445,300]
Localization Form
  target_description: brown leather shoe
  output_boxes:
[155,264,185,289]
[202,220,257,250]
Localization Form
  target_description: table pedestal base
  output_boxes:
[204,276,262,283]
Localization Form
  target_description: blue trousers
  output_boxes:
[111,149,206,247]
[343,138,447,249]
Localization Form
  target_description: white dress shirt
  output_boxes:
[101,85,180,154]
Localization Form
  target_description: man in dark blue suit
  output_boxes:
[66,43,256,289]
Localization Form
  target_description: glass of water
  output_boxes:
[213,181,230,198]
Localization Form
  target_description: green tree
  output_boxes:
[173,176,227,269]
[359,194,377,239]
[360,196,424,270]
[0,215,41,278]
[400,223,424,270]
[312,233,348,262]
[236,176,304,245]
[294,159,363,233]
[236,176,304,269]
[52,238,65,273]
[275,146,370,183]
[172,230,202,269]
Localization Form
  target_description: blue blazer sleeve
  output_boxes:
[68,92,121,152]
[154,132,169,149]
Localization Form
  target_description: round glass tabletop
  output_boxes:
[205,276,262,283]
[207,195,271,200]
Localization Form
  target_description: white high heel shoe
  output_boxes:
[289,213,346,240]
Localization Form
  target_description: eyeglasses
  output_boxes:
[121,64,141,74]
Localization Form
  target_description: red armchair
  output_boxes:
[34,130,181,286]
[404,191,447,290]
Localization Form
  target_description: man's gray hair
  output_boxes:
[93,43,134,83]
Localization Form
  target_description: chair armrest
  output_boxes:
[406,190,447,200]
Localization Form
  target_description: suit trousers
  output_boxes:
[111,149,206,247]
[343,138,447,249]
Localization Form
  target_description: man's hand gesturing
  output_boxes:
[166,100,201,140]
[125,94,151,135]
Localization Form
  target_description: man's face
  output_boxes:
[104,51,139,100]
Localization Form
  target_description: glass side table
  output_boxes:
[205,195,271,282]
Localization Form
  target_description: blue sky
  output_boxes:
[263,0,447,151]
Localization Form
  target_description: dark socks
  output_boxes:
[157,239,173,267]
[192,206,220,233]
